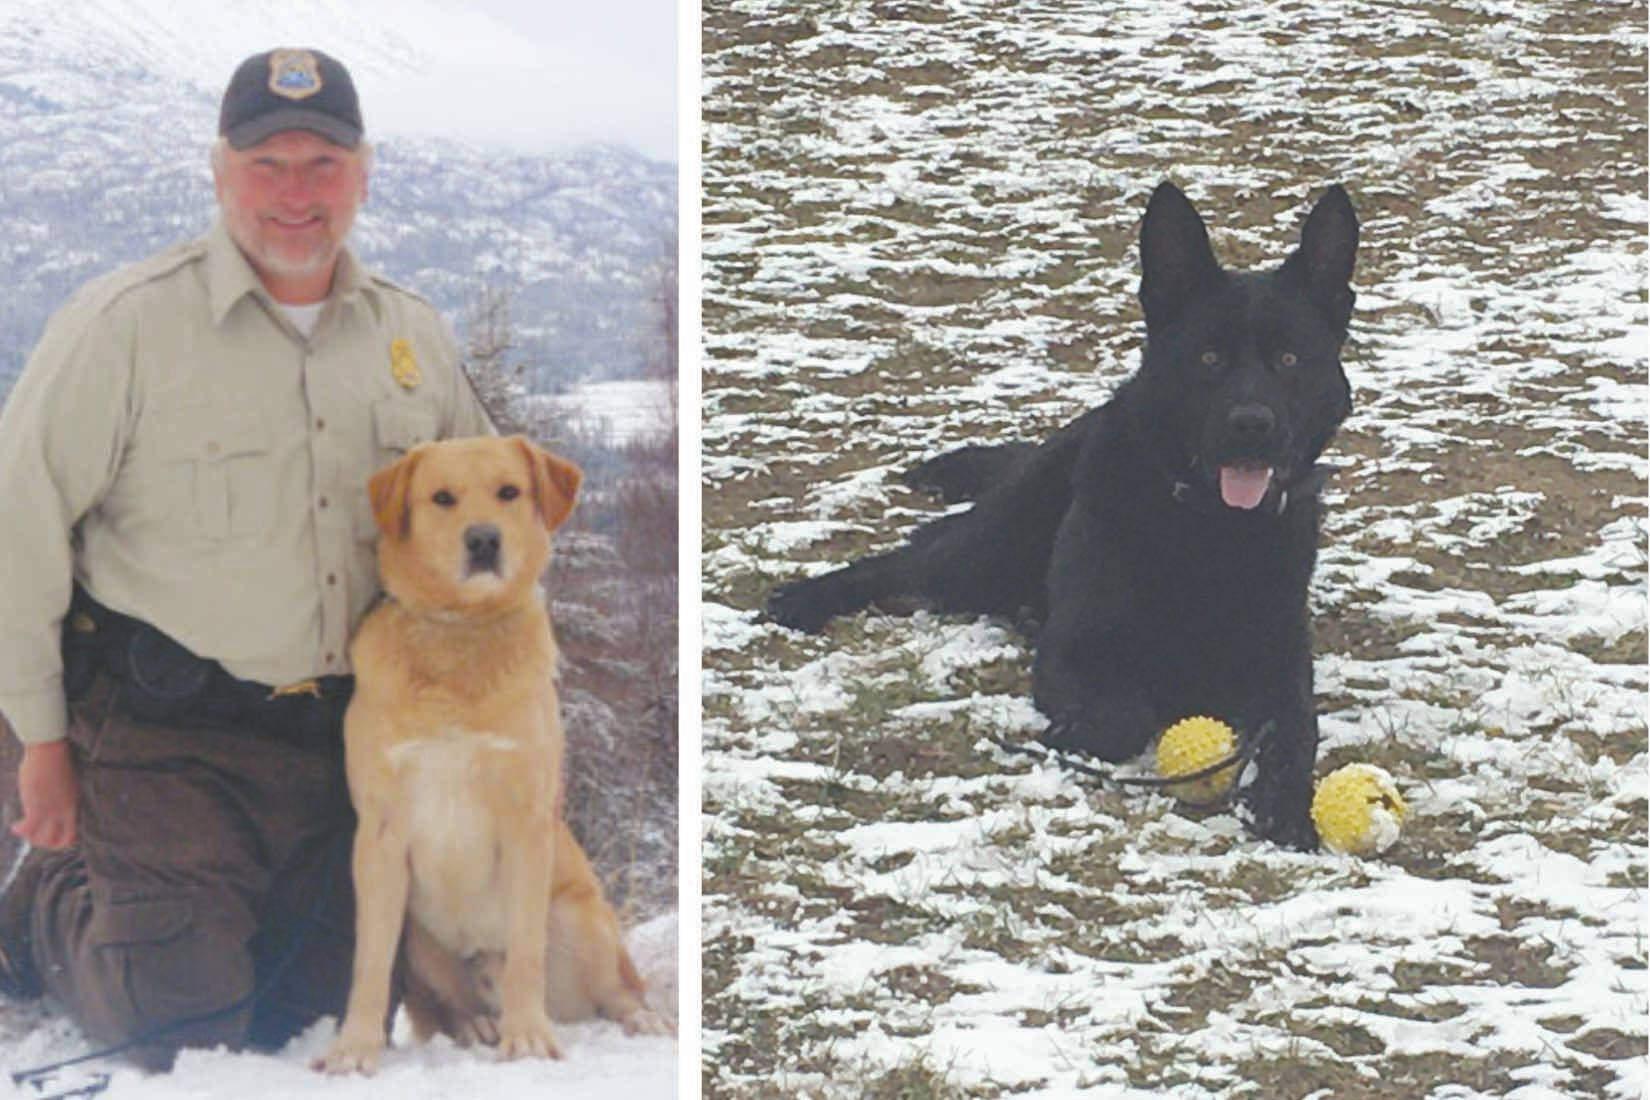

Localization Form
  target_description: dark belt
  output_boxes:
[62,585,353,745]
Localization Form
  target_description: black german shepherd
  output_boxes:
[766,182,1359,850]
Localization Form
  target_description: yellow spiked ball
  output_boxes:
[1155,716,1239,804]
[1312,763,1407,855]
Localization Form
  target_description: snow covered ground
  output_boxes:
[0,913,678,1099]
[702,1,1645,1098]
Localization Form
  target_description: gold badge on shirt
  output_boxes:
[389,339,422,390]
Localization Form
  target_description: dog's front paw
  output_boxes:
[453,1011,501,1047]
[497,1008,562,1061]
[1041,713,1097,755]
[619,1005,675,1037]
[1241,753,1320,851]
[314,1028,386,1076]
[1263,809,1319,851]
[1040,697,1155,763]
[1244,794,1319,851]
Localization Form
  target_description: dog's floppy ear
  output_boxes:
[1138,181,1223,329]
[513,436,583,532]
[368,447,422,539]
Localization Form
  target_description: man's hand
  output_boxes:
[11,740,77,849]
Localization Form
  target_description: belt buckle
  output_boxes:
[268,678,322,701]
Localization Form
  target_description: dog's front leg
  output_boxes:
[1232,655,1321,850]
[1242,697,1321,850]
[1032,614,1159,762]
[1033,500,1159,760]
[317,804,410,1075]
[496,807,560,1060]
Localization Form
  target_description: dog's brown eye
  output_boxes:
[498,485,520,502]
[1279,351,1298,368]
[1200,350,1219,366]
[432,490,456,507]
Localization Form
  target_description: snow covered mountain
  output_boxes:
[0,0,677,392]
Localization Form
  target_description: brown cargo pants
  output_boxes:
[28,674,359,1069]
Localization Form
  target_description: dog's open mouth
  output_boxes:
[1218,465,1274,510]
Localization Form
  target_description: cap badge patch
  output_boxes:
[389,339,422,390]
[268,49,324,101]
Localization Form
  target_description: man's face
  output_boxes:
[213,129,369,303]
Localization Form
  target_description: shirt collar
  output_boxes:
[204,217,372,326]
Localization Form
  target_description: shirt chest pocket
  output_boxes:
[144,408,279,540]
[373,401,439,455]
[356,400,440,540]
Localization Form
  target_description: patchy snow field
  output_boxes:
[0,912,677,1098]
[701,1,1646,1098]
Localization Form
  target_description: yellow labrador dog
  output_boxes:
[319,436,664,1075]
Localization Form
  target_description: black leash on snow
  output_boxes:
[987,720,1277,807]
[15,1074,106,1100]
[11,841,344,1100]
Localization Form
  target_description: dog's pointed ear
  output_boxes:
[1138,181,1222,328]
[369,447,422,539]
[1283,184,1359,329]
[514,436,583,532]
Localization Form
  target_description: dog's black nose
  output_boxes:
[464,524,502,571]
[1226,403,1275,443]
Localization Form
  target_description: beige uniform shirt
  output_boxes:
[0,219,493,744]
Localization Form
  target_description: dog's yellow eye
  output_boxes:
[498,485,520,502]
[1279,351,1298,367]
[1200,350,1219,366]
[432,490,457,507]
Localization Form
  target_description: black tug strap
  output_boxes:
[988,720,1277,807]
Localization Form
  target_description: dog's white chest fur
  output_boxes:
[388,728,525,954]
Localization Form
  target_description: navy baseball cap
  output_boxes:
[219,48,363,150]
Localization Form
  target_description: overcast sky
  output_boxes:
[9,0,678,161]
[364,0,678,161]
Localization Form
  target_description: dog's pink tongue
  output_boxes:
[1220,466,1273,510]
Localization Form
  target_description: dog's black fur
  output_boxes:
[766,182,1360,850]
